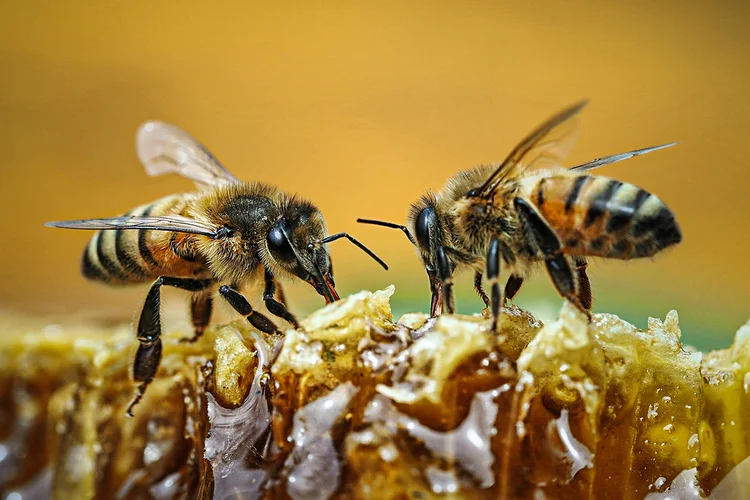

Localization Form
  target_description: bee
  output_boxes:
[47,120,388,415]
[359,101,681,330]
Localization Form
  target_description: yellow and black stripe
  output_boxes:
[80,195,205,284]
[532,175,682,260]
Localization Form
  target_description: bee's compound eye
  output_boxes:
[415,207,436,249]
[267,226,296,262]
[466,188,479,197]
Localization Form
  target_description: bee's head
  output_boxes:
[264,203,340,304]
[190,186,337,303]
[196,185,387,303]
[356,191,452,315]
[264,198,388,302]
[407,193,454,315]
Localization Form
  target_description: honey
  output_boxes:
[0,288,748,499]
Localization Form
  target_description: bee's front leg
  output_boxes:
[128,276,214,416]
[428,270,442,317]
[262,268,299,329]
[219,284,281,335]
[436,246,456,314]
[486,238,503,333]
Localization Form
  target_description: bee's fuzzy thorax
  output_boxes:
[187,182,330,286]
[441,165,495,204]
[190,182,281,222]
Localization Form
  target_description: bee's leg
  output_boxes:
[436,246,455,314]
[263,268,299,329]
[276,278,288,307]
[545,255,591,319]
[573,257,593,311]
[486,238,503,332]
[428,270,442,317]
[128,276,214,416]
[514,198,590,319]
[495,244,523,303]
[473,271,491,308]
[180,292,213,343]
[504,275,525,302]
[219,285,282,334]
[129,337,161,417]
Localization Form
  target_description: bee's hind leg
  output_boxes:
[514,198,590,320]
[262,268,299,329]
[545,255,591,320]
[514,198,591,320]
[128,276,214,416]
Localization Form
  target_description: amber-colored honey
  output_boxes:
[0,287,748,499]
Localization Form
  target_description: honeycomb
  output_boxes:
[0,287,748,499]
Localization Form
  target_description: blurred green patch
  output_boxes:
[386,279,744,353]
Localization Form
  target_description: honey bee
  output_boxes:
[47,121,387,415]
[359,101,681,330]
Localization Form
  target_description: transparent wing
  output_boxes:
[45,215,219,237]
[136,121,239,189]
[476,100,587,197]
[569,143,677,172]
[516,115,580,172]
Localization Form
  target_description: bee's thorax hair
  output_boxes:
[408,166,523,272]
[188,182,329,285]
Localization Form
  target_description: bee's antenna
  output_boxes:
[356,218,416,246]
[320,233,389,270]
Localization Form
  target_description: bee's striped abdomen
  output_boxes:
[531,175,681,260]
[81,202,158,284]
[81,231,112,282]
[79,195,205,285]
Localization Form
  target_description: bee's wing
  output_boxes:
[569,143,677,172]
[476,100,587,198]
[136,121,240,189]
[45,215,220,237]
[517,118,580,172]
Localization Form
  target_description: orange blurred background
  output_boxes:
[1,1,748,349]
